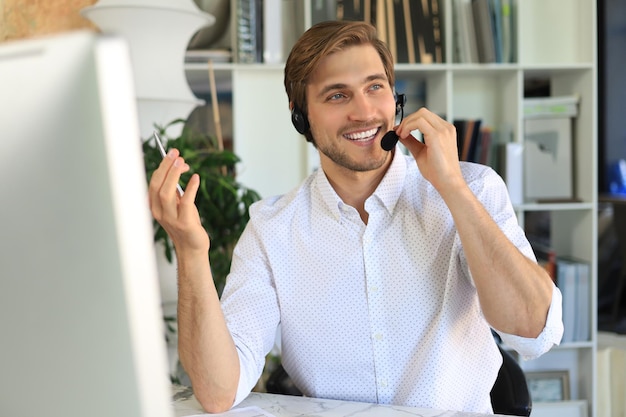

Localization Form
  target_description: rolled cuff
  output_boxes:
[498,283,564,361]
[231,344,262,408]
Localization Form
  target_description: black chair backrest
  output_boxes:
[265,363,302,397]
[490,344,532,416]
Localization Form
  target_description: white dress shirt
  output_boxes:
[221,150,564,413]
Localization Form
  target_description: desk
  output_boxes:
[172,386,510,417]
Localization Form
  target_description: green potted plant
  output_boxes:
[143,118,261,296]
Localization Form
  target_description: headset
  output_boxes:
[291,104,310,135]
[291,93,406,138]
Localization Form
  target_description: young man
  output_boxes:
[149,20,563,414]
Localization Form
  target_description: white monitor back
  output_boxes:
[0,31,173,417]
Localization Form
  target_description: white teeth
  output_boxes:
[345,128,378,140]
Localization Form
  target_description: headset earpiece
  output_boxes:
[395,93,406,115]
[291,106,310,134]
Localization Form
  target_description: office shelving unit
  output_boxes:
[185,1,597,415]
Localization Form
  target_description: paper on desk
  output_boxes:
[186,406,276,417]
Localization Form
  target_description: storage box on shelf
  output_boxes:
[184,0,597,414]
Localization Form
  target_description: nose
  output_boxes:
[347,93,377,122]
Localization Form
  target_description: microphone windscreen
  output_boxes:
[381,131,399,151]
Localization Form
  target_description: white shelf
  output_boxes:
[515,202,596,212]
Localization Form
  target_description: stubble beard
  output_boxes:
[314,123,390,173]
[318,144,387,172]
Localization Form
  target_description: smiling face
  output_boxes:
[306,44,397,175]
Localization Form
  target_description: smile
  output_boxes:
[343,127,380,142]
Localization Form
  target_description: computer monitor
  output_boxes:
[0,31,173,417]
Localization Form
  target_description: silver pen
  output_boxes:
[153,131,185,197]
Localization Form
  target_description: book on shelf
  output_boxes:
[461,119,481,161]
[555,256,591,343]
[472,0,496,63]
[375,0,388,44]
[490,0,503,63]
[417,0,444,63]
[530,237,590,344]
[386,1,398,61]
[475,126,493,167]
[453,0,514,63]
[237,0,263,63]
[315,0,443,64]
[392,0,443,64]
[390,0,419,64]
[236,0,305,64]
[263,0,283,64]
[453,0,479,63]
[403,0,428,63]
[311,0,339,23]
[500,0,513,63]
[454,118,498,166]
[336,0,366,21]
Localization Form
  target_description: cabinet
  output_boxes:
[185,0,597,414]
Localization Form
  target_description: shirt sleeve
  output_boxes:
[463,164,564,360]
[232,344,262,407]
[496,283,564,360]
[220,213,282,408]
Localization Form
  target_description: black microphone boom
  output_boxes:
[381,93,406,151]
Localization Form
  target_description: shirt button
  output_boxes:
[373,333,383,341]
[380,379,388,388]
[369,286,379,293]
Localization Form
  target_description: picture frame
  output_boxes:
[525,370,571,402]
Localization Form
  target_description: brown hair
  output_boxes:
[284,20,394,142]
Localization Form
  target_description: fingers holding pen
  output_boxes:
[148,152,209,256]
[164,150,190,199]
[149,148,191,220]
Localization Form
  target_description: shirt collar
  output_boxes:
[313,150,407,221]
[368,149,406,216]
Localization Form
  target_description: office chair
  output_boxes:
[265,343,532,417]
[490,344,532,416]
[265,363,303,397]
